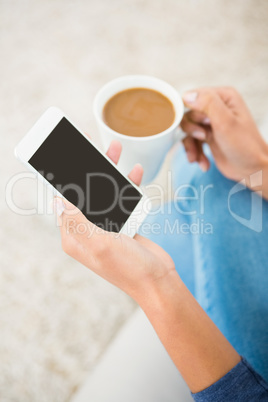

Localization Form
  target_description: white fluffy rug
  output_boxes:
[0,0,268,401]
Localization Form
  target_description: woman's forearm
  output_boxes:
[56,196,241,393]
[138,270,240,394]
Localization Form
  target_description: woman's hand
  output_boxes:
[54,140,175,304]
[54,139,241,394]
[181,87,268,195]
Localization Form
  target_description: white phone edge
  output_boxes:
[14,107,150,238]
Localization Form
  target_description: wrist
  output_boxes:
[260,146,268,200]
[135,268,184,314]
[240,143,268,201]
[251,144,268,200]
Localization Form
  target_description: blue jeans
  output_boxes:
[140,147,268,382]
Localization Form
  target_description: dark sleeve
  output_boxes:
[191,357,268,402]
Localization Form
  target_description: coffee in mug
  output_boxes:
[93,75,184,184]
[103,88,175,137]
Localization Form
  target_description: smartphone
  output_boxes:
[15,107,148,237]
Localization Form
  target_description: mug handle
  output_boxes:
[172,104,189,144]
[173,102,190,145]
[173,126,186,144]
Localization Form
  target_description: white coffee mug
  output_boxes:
[93,75,184,184]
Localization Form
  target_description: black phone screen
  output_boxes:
[28,117,142,232]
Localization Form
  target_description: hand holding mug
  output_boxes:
[181,87,268,191]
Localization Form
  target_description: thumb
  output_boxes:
[182,88,233,130]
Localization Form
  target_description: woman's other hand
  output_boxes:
[181,87,268,196]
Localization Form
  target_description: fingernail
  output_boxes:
[203,117,210,125]
[199,161,208,172]
[135,163,143,170]
[182,91,198,103]
[53,198,65,216]
[192,131,206,141]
